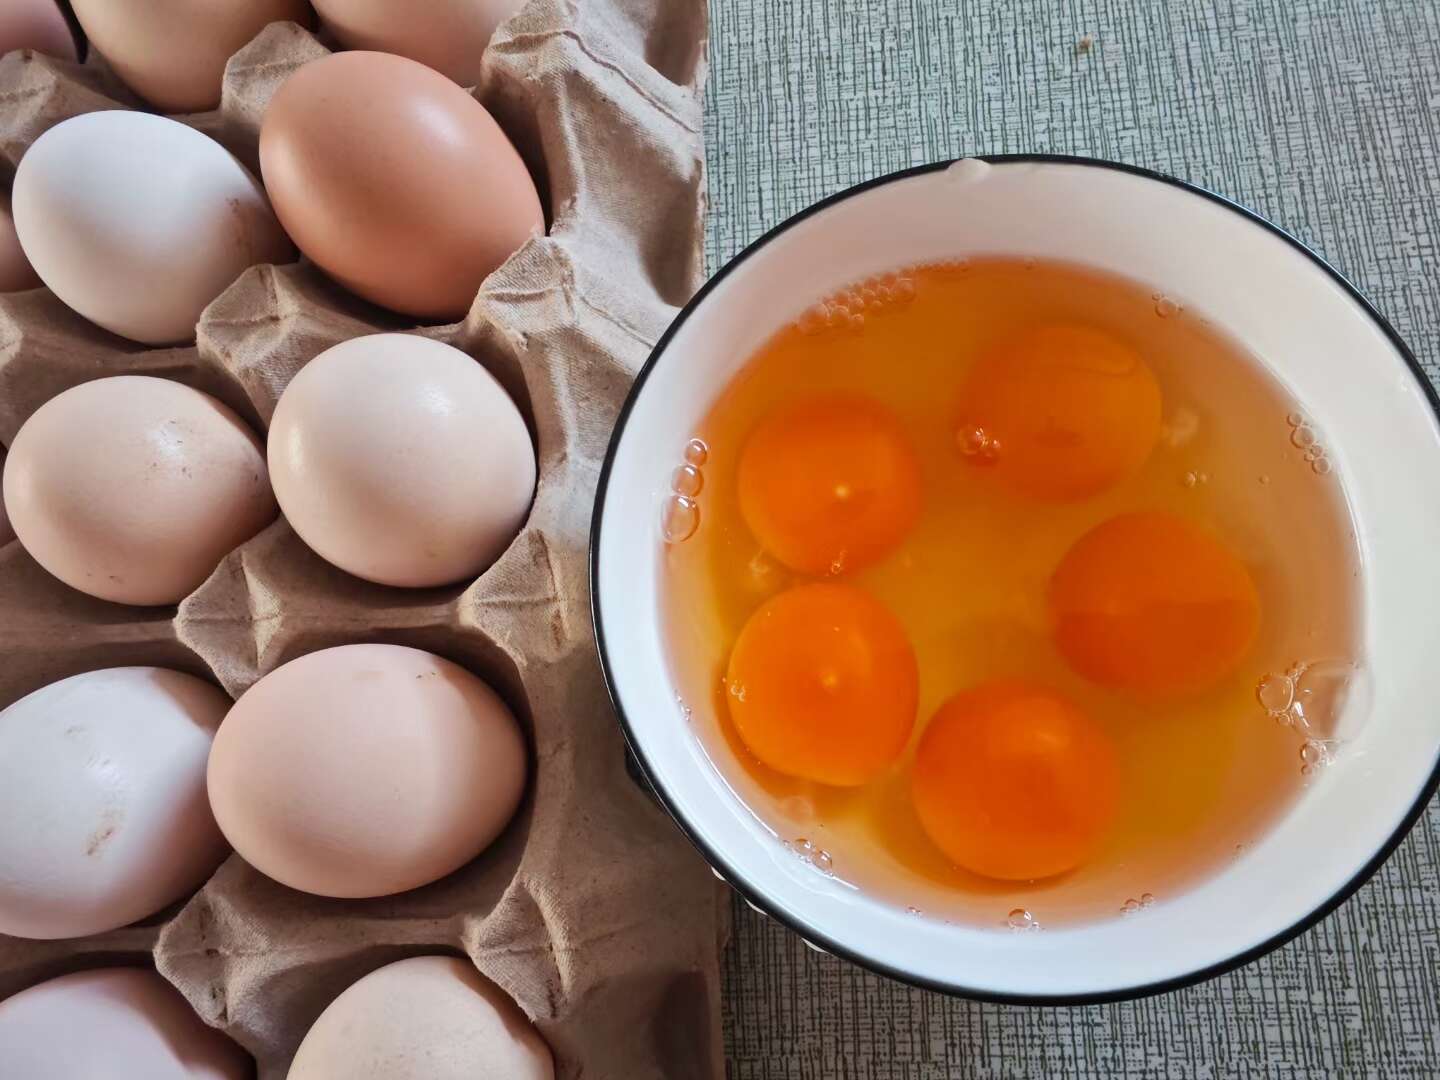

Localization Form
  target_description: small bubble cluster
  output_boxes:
[1256,658,1364,737]
[789,837,836,875]
[1182,470,1210,489]
[675,693,692,723]
[725,677,748,704]
[1154,295,1182,318]
[1120,893,1156,917]
[905,905,923,917]
[1286,412,1332,475]
[1007,908,1041,933]
[796,271,918,336]
[956,423,1003,464]
[661,439,710,543]
[1300,738,1339,775]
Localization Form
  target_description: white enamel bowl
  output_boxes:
[591,157,1440,1002]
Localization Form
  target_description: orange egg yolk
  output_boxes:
[737,394,922,576]
[1049,511,1261,696]
[954,323,1162,500]
[911,680,1120,881]
[726,583,919,786]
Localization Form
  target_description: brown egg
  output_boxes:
[207,644,527,899]
[0,194,40,293]
[260,51,543,321]
[0,0,77,62]
[313,0,524,86]
[2,376,277,605]
[70,0,312,113]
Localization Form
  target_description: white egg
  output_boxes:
[0,667,232,940]
[288,956,553,1080]
[11,110,291,345]
[0,968,250,1079]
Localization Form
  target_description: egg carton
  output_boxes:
[0,3,727,1077]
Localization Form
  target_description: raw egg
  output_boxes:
[268,333,535,588]
[1049,510,1262,696]
[726,583,918,785]
[911,680,1120,881]
[0,968,251,1078]
[12,111,291,344]
[70,0,312,112]
[313,0,524,86]
[0,668,231,940]
[3,376,277,606]
[955,323,1161,500]
[737,394,922,576]
[260,50,544,321]
[207,644,527,899]
[288,956,554,1080]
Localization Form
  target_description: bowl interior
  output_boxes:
[594,158,1440,999]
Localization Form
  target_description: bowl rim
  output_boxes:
[589,153,1440,1005]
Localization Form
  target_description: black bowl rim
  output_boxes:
[589,154,1440,1006]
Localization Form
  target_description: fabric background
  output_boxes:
[704,2,1440,1076]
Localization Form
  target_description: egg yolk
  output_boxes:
[726,583,919,786]
[1049,511,1261,696]
[737,394,922,576]
[955,323,1162,500]
[911,680,1120,881]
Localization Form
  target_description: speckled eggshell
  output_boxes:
[269,334,535,588]
[0,0,77,61]
[12,110,292,345]
[0,194,41,293]
[2,375,277,606]
[0,668,231,940]
[313,0,524,86]
[70,0,312,112]
[207,644,527,899]
[288,956,553,1080]
[0,968,251,1078]
[260,51,544,321]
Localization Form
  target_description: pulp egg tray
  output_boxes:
[0,2,727,1076]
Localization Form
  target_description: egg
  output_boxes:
[289,956,553,1080]
[0,449,13,546]
[270,334,535,588]
[208,644,527,898]
[0,668,231,940]
[260,51,543,321]
[0,0,78,62]
[0,968,250,1078]
[3,376,277,606]
[0,195,41,292]
[70,0,312,113]
[12,111,291,345]
[313,0,524,86]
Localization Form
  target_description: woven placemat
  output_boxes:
[706,2,1440,1076]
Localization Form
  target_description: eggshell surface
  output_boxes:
[288,956,553,1080]
[0,668,231,940]
[269,334,535,588]
[260,51,543,320]
[0,450,13,546]
[0,195,41,292]
[208,644,527,898]
[12,111,291,344]
[71,0,312,112]
[313,0,524,86]
[0,0,77,62]
[0,968,251,1078]
[2,376,277,606]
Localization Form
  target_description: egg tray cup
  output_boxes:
[0,4,728,1077]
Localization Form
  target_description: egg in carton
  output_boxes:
[0,2,727,1077]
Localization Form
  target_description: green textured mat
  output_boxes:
[705,2,1440,1076]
